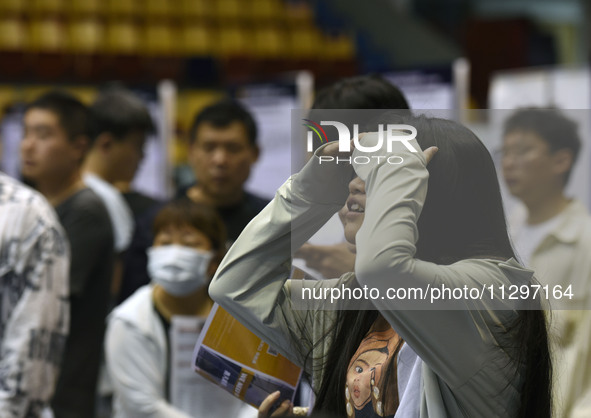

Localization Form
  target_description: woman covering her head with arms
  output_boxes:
[297,74,410,279]
[105,199,254,417]
[209,113,552,417]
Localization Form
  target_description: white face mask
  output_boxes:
[147,245,214,296]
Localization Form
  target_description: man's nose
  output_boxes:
[501,153,517,172]
[211,148,228,165]
[21,135,33,152]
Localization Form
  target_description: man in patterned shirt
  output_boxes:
[0,172,70,417]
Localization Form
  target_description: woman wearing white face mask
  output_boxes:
[105,199,256,418]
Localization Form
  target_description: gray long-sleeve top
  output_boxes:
[210,135,535,417]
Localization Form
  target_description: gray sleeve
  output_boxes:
[353,138,521,389]
[209,151,353,368]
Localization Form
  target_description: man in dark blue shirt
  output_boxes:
[120,100,268,303]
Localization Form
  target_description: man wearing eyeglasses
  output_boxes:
[501,108,591,418]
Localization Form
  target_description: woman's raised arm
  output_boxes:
[209,145,353,366]
[353,134,529,411]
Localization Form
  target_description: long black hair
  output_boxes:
[311,115,552,418]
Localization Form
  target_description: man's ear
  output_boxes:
[552,149,574,178]
[72,135,91,162]
[251,144,260,163]
[95,132,114,153]
[187,137,200,161]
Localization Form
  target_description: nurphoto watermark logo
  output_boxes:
[303,119,418,165]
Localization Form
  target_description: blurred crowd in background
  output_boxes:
[0,0,591,417]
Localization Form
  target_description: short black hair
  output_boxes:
[153,198,227,262]
[189,99,257,146]
[307,74,411,151]
[89,89,155,141]
[312,74,410,110]
[26,90,90,143]
[504,108,581,183]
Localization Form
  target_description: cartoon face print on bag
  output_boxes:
[346,324,400,417]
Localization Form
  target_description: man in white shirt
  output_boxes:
[501,108,591,418]
[83,89,155,302]
[83,89,155,254]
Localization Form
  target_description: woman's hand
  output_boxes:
[258,391,293,418]
[295,242,356,278]
[327,131,437,163]
[424,146,438,164]
[318,135,364,157]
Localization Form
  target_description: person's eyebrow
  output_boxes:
[26,124,54,133]
[355,359,370,367]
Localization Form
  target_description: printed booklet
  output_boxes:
[192,303,302,409]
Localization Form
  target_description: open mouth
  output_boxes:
[348,201,365,213]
